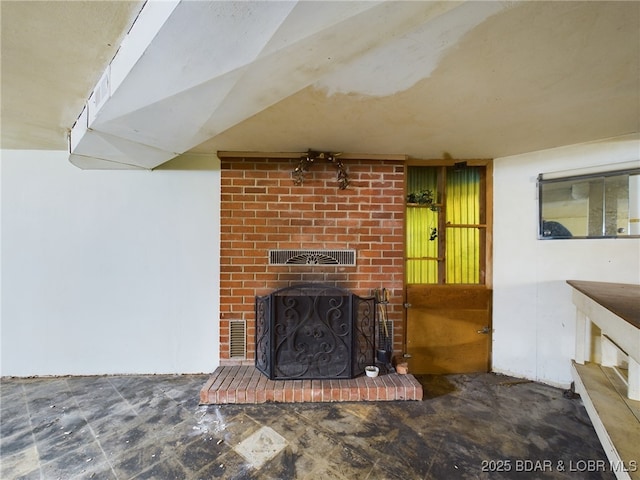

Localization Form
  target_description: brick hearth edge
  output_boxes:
[200,366,423,404]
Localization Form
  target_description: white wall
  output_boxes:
[1,150,220,376]
[3,138,638,383]
[492,134,640,388]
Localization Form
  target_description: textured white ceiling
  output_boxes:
[2,1,638,168]
[0,0,144,150]
[201,1,639,160]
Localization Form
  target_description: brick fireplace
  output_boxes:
[218,153,406,368]
[197,153,427,404]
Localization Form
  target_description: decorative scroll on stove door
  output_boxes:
[255,284,375,380]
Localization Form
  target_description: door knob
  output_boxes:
[477,326,491,334]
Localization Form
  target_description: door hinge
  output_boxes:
[403,302,412,309]
[477,326,491,334]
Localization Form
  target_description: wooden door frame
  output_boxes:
[402,158,494,360]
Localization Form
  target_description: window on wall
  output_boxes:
[538,167,640,239]
[406,165,487,284]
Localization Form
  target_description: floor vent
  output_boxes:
[229,320,246,358]
[269,249,356,266]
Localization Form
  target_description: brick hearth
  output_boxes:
[199,366,423,404]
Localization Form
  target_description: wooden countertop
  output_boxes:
[567,280,640,329]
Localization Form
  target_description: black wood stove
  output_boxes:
[255,284,375,380]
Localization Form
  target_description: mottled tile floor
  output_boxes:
[0,372,615,479]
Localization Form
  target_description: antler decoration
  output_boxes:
[292,151,315,186]
[292,150,349,190]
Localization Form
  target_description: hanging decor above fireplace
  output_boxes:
[255,284,375,380]
[292,150,350,190]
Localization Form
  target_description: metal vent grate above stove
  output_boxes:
[269,249,356,266]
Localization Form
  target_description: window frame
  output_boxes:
[537,167,640,240]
